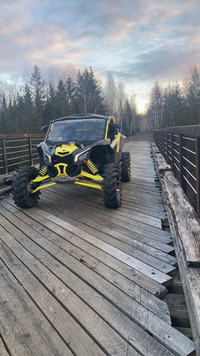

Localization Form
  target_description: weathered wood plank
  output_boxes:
[39,193,176,266]
[43,185,171,239]
[164,172,200,265]
[153,145,200,265]
[0,226,173,356]
[0,338,10,356]
[10,193,173,258]
[1,200,173,284]
[0,236,126,356]
[123,182,163,198]
[32,208,174,283]
[4,205,167,299]
[153,140,200,352]
[0,219,195,355]
[42,188,172,244]
[117,198,167,220]
[187,267,200,332]
[0,203,170,314]
[0,260,73,356]
[52,188,164,230]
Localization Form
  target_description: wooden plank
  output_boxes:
[0,185,12,195]
[55,187,164,231]
[0,216,171,328]
[121,189,164,204]
[153,141,200,352]
[123,182,163,198]
[0,203,170,313]
[0,236,127,356]
[29,208,174,283]
[43,185,171,239]
[39,193,176,267]
[0,226,174,356]
[164,172,200,265]
[117,198,167,220]
[3,203,167,298]
[122,190,166,210]
[0,338,10,356]
[187,267,200,330]
[42,188,172,244]
[11,192,173,257]
[153,145,200,265]
[0,261,73,356]
[1,200,173,284]
[0,221,196,355]
[0,173,14,184]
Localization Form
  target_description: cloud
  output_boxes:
[0,0,199,111]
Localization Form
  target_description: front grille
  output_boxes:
[52,154,73,165]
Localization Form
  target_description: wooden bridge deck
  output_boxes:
[0,136,196,355]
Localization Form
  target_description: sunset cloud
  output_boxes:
[0,0,199,111]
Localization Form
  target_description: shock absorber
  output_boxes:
[86,159,98,174]
[39,165,48,176]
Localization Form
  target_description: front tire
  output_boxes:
[12,166,40,208]
[121,152,131,182]
[103,163,121,208]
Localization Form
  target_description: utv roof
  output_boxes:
[51,114,112,123]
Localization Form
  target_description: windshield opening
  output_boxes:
[46,118,106,145]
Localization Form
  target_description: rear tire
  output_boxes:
[103,163,121,208]
[13,166,40,208]
[121,152,131,182]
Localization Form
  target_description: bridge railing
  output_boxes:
[0,134,45,176]
[153,125,200,216]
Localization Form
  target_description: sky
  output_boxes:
[0,0,200,113]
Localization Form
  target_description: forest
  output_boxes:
[0,65,138,136]
[146,65,200,130]
[0,64,200,136]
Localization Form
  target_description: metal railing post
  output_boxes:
[28,137,34,165]
[195,136,200,216]
[2,138,8,174]
[179,134,186,193]
[171,133,174,174]
[166,132,170,164]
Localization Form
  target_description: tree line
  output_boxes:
[0,65,139,135]
[146,65,200,130]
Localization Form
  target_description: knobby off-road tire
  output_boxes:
[13,166,40,208]
[103,163,121,208]
[121,152,131,182]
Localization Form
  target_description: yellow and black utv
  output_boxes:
[13,114,131,209]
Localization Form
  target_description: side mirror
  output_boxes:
[109,122,121,135]
[40,125,48,132]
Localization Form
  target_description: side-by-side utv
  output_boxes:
[13,114,131,209]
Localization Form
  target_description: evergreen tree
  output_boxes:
[103,72,117,115]
[23,84,36,132]
[75,68,105,114]
[16,92,25,132]
[149,82,163,129]
[54,79,69,117]
[121,98,137,136]
[121,100,132,135]
[29,65,46,129]
[66,76,76,114]
[43,82,57,124]
[0,94,7,132]
[116,82,126,126]
[185,66,200,124]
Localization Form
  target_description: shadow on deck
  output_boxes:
[0,136,196,355]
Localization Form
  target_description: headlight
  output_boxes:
[45,153,52,163]
[74,149,90,162]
